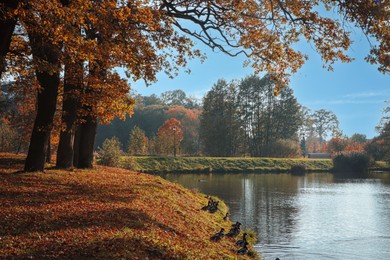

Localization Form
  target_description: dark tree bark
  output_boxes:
[24,0,70,172]
[46,135,51,163]
[76,115,97,168]
[73,125,81,167]
[0,0,20,79]
[56,60,83,168]
[24,70,59,171]
[24,29,61,172]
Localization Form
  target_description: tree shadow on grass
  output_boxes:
[18,236,185,260]
[0,172,185,238]
[0,174,137,207]
[0,154,25,173]
[0,173,148,237]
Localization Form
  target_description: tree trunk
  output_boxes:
[73,126,81,167]
[24,71,59,172]
[46,135,51,163]
[24,30,60,172]
[56,60,83,169]
[76,115,97,168]
[74,32,105,169]
[0,0,20,79]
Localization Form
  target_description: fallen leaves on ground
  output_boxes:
[0,153,258,259]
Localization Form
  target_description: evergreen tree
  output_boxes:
[237,74,302,157]
[200,79,240,156]
[300,137,307,157]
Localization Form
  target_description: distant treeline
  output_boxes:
[95,74,389,161]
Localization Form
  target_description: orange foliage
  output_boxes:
[344,142,365,153]
[166,106,200,137]
[3,0,387,99]
[158,118,184,141]
[155,118,184,155]
[327,137,347,155]
[327,137,366,155]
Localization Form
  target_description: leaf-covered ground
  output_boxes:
[0,153,259,259]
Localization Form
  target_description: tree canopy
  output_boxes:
[0,0,388,170]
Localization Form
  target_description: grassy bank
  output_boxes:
[370,160,390,171]
[0,153,258,259]
[120,156,334,174]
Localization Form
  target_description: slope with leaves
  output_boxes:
[0,153,258,259]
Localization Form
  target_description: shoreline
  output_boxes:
[0,153,260,259]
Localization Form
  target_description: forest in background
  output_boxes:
[1,73,389,161]
[93,74,390,161]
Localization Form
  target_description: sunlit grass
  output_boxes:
[0,153,258,259]
[119,156,334,173]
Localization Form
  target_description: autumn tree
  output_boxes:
[128,126,148,156]
[327,137,348,155]
[2,0,388,170]
[5,0,197,170]
[0,79,37,153]
[0,0,20,79]
[166,106,201,155]
[156,118,183,156]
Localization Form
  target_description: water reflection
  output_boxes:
[161,172,390,259]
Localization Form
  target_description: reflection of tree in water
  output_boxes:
[162,172,390,259]
[237,174,300,245]
[162,173,302,244]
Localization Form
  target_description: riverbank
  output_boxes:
[0,153,258,259]
[120,156,390,174]
[120,156,334,174]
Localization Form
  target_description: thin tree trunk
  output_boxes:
[0,0,20,79]
[56,60,83,169]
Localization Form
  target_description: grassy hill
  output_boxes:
[0,153,258,259]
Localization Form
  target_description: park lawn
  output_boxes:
[120,156,334,173]
[0,153,258,259]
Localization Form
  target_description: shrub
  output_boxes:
[98,137,122,167]
[332,151,369,175]
[268,139,300,158]
[0,123,18,152]
[128,126,148,155]
[122,156,138,171]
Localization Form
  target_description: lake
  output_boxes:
[160,172,390,259]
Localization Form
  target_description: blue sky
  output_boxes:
[131,31,389,139]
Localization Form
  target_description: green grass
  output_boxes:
[119,156,334,173]
[370,160,390,171]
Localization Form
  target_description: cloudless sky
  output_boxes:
[131,30,389,140]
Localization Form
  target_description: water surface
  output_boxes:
[160,172,390,259]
